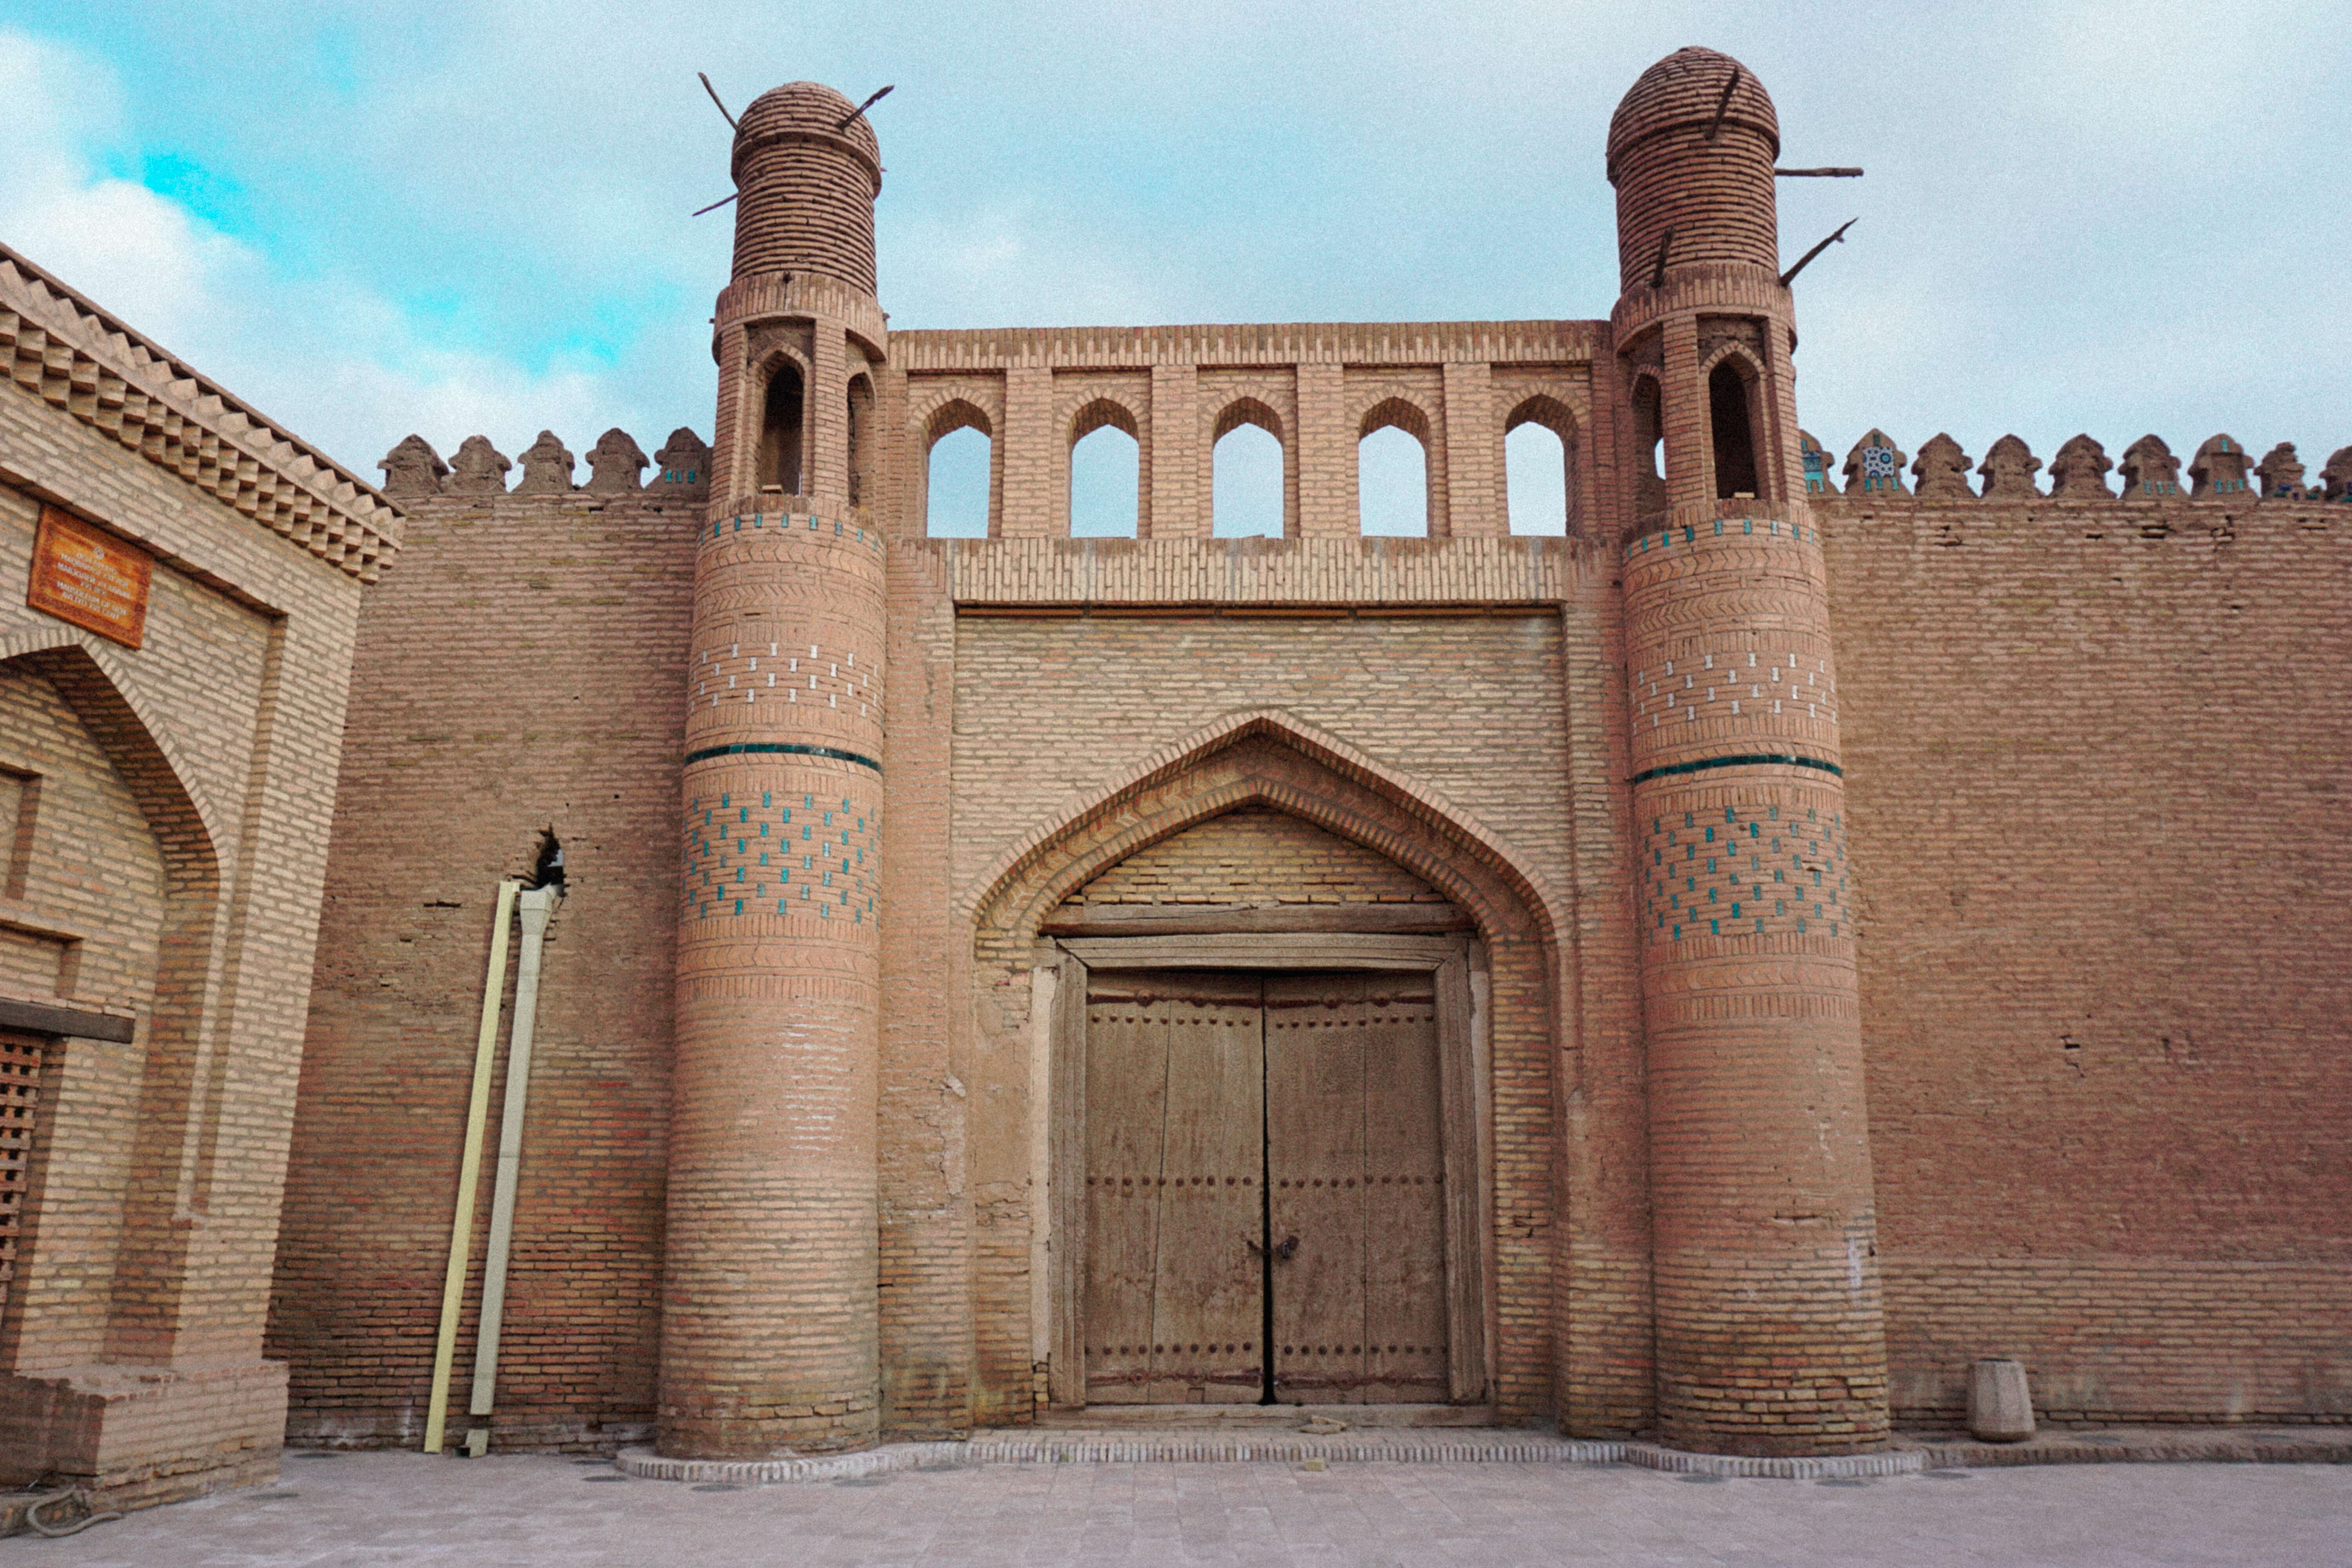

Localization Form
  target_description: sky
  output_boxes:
[1,0,2345,531]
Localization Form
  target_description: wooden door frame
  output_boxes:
[1041,932,1493,1408]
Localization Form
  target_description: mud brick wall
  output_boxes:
[1823,494,2352,1425]
[269,489,694,1450]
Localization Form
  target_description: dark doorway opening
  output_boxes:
[759,364,804,494]
[1710,361,1759,499]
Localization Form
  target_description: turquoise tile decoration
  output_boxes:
[684,793,882,921]
[1639,802,1848,946]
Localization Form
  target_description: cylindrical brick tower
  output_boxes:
[663,81,891,1458]
[1607,47,1890,1455]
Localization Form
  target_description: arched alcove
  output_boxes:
[1503,395,1581,537]
[0,643,220,1370]
[964,712,1562,1423]
[846,373,876,509]
[1709,358,1760,500]
[924,399,996,539]
[1212,418,1284,539]
[758,359,806,495]
[1358,401,1431,538]
[1069,399,1141,538]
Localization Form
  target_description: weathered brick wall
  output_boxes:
[270,485,693,1450]
[0,657,167,1338]
[0,329,371,1504]
[1822,491,2352,1425]
[1057,807,1445,909]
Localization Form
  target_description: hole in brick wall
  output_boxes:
[758,362,804,494]
[1214,422,1283,538]
[1358,426,1427,537]
[927,426,991,538]
[1710,359,1759,500]
[1506,423,1569,535]
[532,828,566,891]
[1071,424,1139,538]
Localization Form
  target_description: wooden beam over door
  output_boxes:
[1040,902,1471,939]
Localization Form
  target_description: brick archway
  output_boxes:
[0,641,224,1373]
[964,712,1561,1426]
[968,711,1560,949]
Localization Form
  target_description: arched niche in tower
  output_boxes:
[846,372,875,510]
[1630,372,1667,524]
[1708,357,1760,501]
[757,359,806,496]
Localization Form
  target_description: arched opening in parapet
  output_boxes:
[1709,359,1760,501]
[1503,396,1580,537]
[846,373,875,510]
[1630,373,1666,523]
[925,399,995,539]
[1358,399,1430,537]
[1069,399,1140,539]
[1213,401,1284,538]
[757,361,805,495]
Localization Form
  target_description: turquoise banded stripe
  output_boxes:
[685,742,882,774]
[1631,752,1842,786]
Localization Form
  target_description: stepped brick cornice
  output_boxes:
[0,243,401,581]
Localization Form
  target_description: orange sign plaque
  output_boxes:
[28,506,151,650]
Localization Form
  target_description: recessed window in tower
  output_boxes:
[846,374,875,509]
[1632,376,1666,522]
[758,363,805,495]
[1710,360,1760,500]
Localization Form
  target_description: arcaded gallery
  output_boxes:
[0,47,2343,1509]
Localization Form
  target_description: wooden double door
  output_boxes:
[1082,969,1447,1405]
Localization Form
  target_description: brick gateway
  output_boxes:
[4,45,2341,1505]
[268,48,2350,1464]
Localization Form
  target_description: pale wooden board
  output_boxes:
[1359,978,1448,1402]
[1145,972,1265,1402]
[1083,971,1262,1404]
[1267,974,1446,1405]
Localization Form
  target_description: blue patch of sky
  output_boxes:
[137,151,252,235]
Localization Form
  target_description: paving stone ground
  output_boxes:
[5,1451,2350,1567]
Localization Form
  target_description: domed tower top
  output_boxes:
[1607,47,1780,296]
[729,80,884,296]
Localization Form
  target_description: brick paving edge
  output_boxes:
[613,1425,2352,1485]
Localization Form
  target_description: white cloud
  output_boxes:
[0,26,679,484]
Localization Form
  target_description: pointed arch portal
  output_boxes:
[969,713,1559,1415]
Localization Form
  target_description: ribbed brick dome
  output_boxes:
[1607,47,1780,296]
[730,81,883,295]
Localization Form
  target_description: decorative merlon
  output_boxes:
[0,243,401,581]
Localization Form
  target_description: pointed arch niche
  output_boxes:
[963,714,1561,1422]
[0,641,223,1372]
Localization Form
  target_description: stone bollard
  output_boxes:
[1967,1358,2035,1442]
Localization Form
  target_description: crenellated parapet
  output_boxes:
[1798,427,2351,517]
[376,427,712,504]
